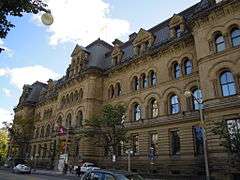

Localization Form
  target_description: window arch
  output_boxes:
[149,70,157,86]
[133,103,141,121]
[66,113,72,128]
[231,27,240,47]
[170,95,180,114]
[76,110,83,127]
[108,85,114,99]
[219,71,236,97]
[140,73,147,89]
[192,88,203,110]
[115,83,122,97]
[215,33,225,52]
[184,58,192,75]
[149,98,158,118]
[132,76,139,91]
[173,62,181,79]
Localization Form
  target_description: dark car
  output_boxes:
[81,169,144,180]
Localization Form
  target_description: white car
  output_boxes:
[13,164,31,174]
[80,162,100,173]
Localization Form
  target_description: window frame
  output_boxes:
[215,33,226,52]
[192,126,204,156]
[170,95,180,114]
[184,59,193,75]
[133,103,141,121]
[219,71,237,97]
[231,27,240,47]
[170,129,181,156]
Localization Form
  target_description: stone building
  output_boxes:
[10,0,240,179]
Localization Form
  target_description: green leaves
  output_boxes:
[82,104,127,157]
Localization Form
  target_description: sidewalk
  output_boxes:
[32,169,77,177]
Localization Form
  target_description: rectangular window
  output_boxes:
[170,130,180,156]
[227,119,240,150]
[132,135,139,155]
[175,26,181,38]
[149,133,158,159]
[193,126,204,156]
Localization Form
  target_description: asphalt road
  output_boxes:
[0,170,82,180]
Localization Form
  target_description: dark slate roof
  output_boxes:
[16,0,226,107]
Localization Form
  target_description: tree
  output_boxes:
[81,104,128,159]
[212,119,240,170]
[0,0,47,52]
[3,115,34,160]
[0,128,9,164]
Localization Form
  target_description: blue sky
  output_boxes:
[0,0,199,126]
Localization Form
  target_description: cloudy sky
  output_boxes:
[0,0,199,127]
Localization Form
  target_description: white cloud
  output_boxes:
[2,88,12,97]
[0,65,60,90]
[0,39,14,58]
[36,0,130,46]
[0,108,13,128]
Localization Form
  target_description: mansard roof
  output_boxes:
[15,0,231,108]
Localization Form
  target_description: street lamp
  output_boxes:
[41,10,54,26]
[184,90,210,180]
[125,149,133,172]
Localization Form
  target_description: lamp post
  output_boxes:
[184,90,210,180]
[126,149,133,172]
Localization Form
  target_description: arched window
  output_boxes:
[66,113,72,128]
[108,85,114,99]
[141,73,148,89]
[70,92,74,102]
[215,33,225,52]
[132,76,139,91]
[149,99,158,118]
[149,70,157,86]
[133,103,141,121]
[35,129,39,139]
[74,90,79,101]
[170,95,180,114]
[116,83,121,97]
[76,111,83,127]
[192,89,203,110]
[79,89,83,100]
[57,116,63,126]
[184,59,192,75]
[66,94,70,104]
[173,63,181,79]
[40,127,45,138]
[231,27,240,47]
[45,125,51,137]
[220,71,236,97]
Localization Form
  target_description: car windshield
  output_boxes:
[87,164,96,167]
[117,174,144,180]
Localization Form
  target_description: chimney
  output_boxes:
[129,32,137,41]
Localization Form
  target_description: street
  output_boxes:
[0,170,81,180]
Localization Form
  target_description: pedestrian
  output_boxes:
[76,165,81,177]
[69,164,73,174]
[63,163,68,174]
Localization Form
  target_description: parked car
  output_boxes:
[12,164,31,174]
[81,169,144,180]
[80,162,100,173]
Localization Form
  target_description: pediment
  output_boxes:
[169,14,185,28]
[111,45,123,57]
[71,44,89,58]
[133,28,154,46]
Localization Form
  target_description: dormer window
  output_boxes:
[133,28,154,56]
[175,25,181,38]
[169,15,185,38]
[111,44,123,66]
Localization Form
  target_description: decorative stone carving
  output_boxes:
[133,28,154,47]
[111,45,123,65]
[169,14,185,38]
[132,28,154,55]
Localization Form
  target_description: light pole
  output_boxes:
[184,90,210,180]
[125,149,133,172]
